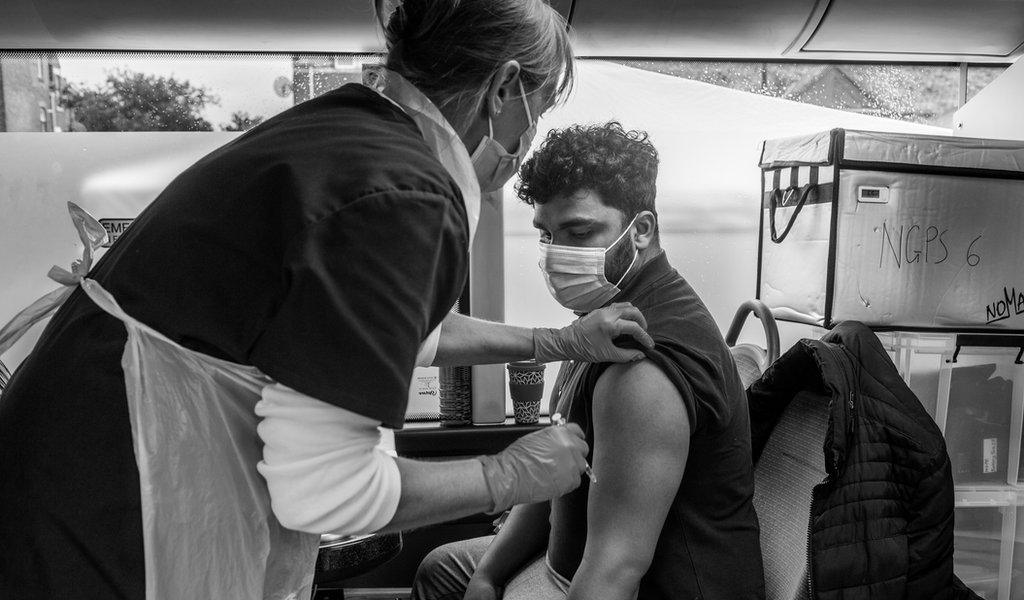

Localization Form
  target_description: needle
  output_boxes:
[551,412,597,484]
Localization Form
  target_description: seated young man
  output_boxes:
[411,122,764,600]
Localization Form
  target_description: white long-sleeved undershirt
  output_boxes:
[415,324,441,368]
[255,384,401,536]
[254,325,441,536]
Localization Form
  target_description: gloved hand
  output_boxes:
[477,424,590,513]
[533,302,655,364]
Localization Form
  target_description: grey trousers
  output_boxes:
[410,536,569,600]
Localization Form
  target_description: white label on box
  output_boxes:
[983,438,998,474]
[856,186,890,204]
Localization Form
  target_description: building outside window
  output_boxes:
[0,51,1014,406]
[291,54,379,104]
[0,55,73,132]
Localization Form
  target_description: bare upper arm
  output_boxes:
[581,359,691,575]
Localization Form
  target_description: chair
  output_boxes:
[751,391,829,600]
[724,300,780,388]
[313,532,403,600]
[726,301,828,600]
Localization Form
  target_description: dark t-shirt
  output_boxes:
[0,84,468,598]
[547,251,765,600]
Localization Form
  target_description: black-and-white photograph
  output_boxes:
[1,1,1022,599]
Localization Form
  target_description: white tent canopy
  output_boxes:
[503,60,946,234]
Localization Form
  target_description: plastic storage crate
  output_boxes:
[877,331,1024,599]
[953,506,1024,600]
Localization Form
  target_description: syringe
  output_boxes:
[551,412,597,484]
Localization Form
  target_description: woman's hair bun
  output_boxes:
[374,0,574,127]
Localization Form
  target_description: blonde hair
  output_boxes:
[375,0,574,127]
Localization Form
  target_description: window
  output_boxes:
[613,61,967,127]
[1,52,305,133]
[502,59,1012,405]
[1,52,325,370]
[0,52,1015,417]
[966,65,1009,103]
[293,54,380,104]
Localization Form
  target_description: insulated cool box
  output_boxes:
[757,128,1024,332]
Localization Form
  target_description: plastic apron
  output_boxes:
[0,203,320,600]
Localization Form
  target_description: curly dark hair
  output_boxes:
[515,121,659,224]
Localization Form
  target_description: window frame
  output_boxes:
[0,51,1015,423]
[37,102,48,131]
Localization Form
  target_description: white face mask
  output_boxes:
[470,79,537,194]
[538,217,639,312]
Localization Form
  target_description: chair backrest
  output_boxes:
[752,391,829,600]
[730,343,769,389]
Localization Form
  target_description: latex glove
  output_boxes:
[533,302,655,364]
[477,424,589,513]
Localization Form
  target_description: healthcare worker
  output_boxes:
[0,1,655,599]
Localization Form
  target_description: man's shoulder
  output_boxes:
[636,271,722,344]
[590,360,691,430]
[614,270,745,432]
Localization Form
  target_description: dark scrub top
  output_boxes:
[547,251,765,600]
[0,84,468,599]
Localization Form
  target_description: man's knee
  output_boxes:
[414,542,461,585]
[411,537,493,600]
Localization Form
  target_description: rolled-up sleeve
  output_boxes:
[415,324,442,368]
[256,383,402,536]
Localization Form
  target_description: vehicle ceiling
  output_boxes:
[2,0,1022,63]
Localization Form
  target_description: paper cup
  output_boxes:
[507,360,545,424]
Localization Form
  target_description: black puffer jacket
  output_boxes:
[747,321,980,600]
